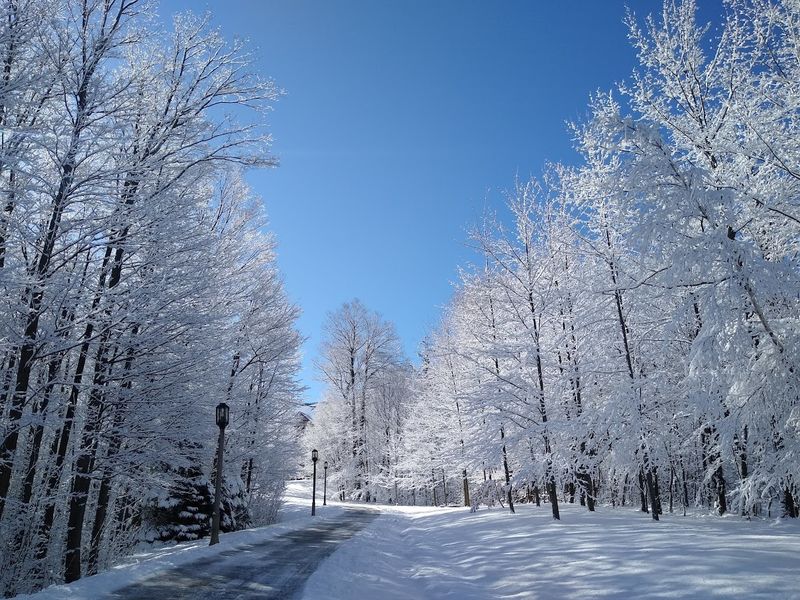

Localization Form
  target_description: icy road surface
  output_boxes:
[105,507,378,600]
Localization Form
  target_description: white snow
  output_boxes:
[16,483,800,599]
[302,502,800,600]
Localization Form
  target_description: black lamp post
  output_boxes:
[323,461,328,506]
[210,402,229,546]
[311,449,319,516]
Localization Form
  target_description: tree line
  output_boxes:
[0,1,302,596]
[307,0,799,522]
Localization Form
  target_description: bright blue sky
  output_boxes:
[156,0,720,404]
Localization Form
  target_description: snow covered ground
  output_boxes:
[302,502,800,600]
[17,482,800,599]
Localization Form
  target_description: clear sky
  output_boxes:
[155,0,720,404]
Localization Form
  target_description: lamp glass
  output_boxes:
[215,402,229,428]
[311,449,318,462]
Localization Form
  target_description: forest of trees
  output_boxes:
[308,300,413,504]
[307,0,799,522]
[0,1,302,596]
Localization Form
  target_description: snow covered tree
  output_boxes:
[311,300,411,502]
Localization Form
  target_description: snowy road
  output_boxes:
[103,508,379,600]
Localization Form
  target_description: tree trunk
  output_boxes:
[654,469,663,515]
[621,474,627,507]
[88,329,137,576]
[639,469,648,513]
[782,487,798,518]
[546,477,560,520]
[64,333,115,582]
[645,468,660,522]
[669,465,675,514]
[501,427,515,514]
[86,469,113,576]
[578,471,595,511]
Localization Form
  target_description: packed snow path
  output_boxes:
[104,507,378,600]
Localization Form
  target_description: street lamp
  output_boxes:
[311,449,319,516]
[323,461,328,506]
[210,402,230,546]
